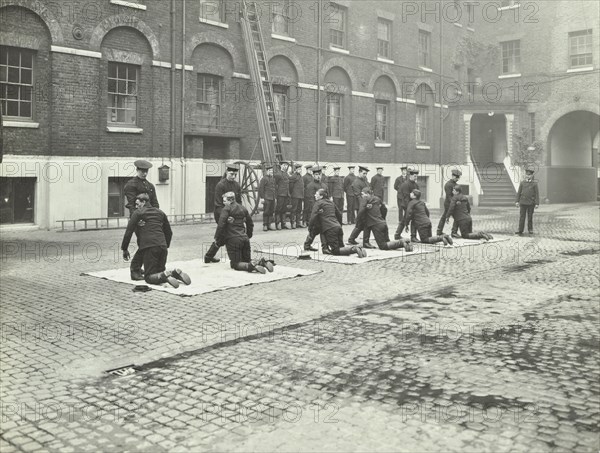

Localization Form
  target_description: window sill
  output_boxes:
[453,22,463,28]
[3,121,39,128]
[567,66,594,73]
[326,139,346,145]
[329,46,349,55]
[416,145,430,150]
[199,17,229,29]
[374,142,391,148]
[110,0,146,10]
[281,136,292,142]
[377,57,394,64]
[419,66,433,73]
[107,126,143,134]
[271,34,296,43]
[498,4,520,11]
[498,73,521,79]
[467,26,475,32]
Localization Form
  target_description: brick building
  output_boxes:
[0,0,598,228]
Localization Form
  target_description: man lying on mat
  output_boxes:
[447,186,494,241]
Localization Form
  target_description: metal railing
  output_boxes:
[56,213,216,232]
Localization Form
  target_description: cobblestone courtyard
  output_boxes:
[1,204,599,452]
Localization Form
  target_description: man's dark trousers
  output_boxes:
[518,204,535,233]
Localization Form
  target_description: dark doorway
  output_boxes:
[108,177,130,217]
[205,176,223,213]
[0,177,36,224]
[470,114,507,164]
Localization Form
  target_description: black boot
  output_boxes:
[204,242,221,263]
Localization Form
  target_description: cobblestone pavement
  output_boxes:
[1,204,599,452]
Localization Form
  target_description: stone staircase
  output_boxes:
[476,163,516,207]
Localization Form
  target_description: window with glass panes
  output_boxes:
[377,19,391,59]
[375,102,388,141]
[197,74,221,129]
[107,62,138,125]
[273,85,288,136]
[107,177,130,217]
[418,30,430,67]
[326,93,342,139]
[501,40,520,73]
[569,30,593,67]
[272,0,290,35]
[200,0,226,22]
[329,4,346,49]
[416,106,429,145]
[0,46,34,119]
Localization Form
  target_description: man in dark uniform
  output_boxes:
[309,188,366,258]
[347,166,374,248]
[328,166,345,221]
[404,189,453,246]
[448,186,493,240]
[395,167,420,240]
[215,191,274,274]
[515,167,539,235]
[204,164,242,263]
[355,188,413,251]
[274,161,291,230]
[289,163,305,228]
[370,166,387,220]
[394,166,408,222]
[303,166,328,252]
[123,159,160,280]
[122,194,191,288]
[320,165,329,188]
[302,164,314,227]
[343,165,357,224]
[437,169,461,237]
[258,165,276,231]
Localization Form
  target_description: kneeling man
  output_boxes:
[405,189,453,245]
[448,186,493,241]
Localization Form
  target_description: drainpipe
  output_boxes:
[181,0,187,216]
[439,13,444,207]
[169,0,176,215]
[315,0,322,164]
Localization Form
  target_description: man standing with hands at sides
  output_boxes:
[258,165,276,231]
[303,166,328,252]
[320,165,329,187]
[347,166,374,248]
[394,166,408,223]
[515,166,539,235]
[395,167,420,240]
[205,164,242,263]
[343,165,357,224]
[122,194,191,288]
[437,169,461,238]
[370,166,387,220]
[274,161,291,230]
[289,163,305,228]
[123,159,160,281]
[328,166,345,223]
[302,164,314,227]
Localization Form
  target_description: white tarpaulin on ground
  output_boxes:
[426,237,511,248]
[84,259,321,296]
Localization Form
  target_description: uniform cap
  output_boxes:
[400,166,408,170]
[312,165,322,173]
[359,166,370,173]
[134,159,152,170]
[304,164,313,169]
[407,166,419,175]
[226,163,240,172]
[348,165,356,169]
[525,167,535,174]
[279,161,290,166]
[376,166,384,170]
[294,163,303,168]
[264,164,274,170]
[333,166,341,170]
[451,169,462,177]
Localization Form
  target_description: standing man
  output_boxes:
[395,167,420,240]
[303,166,328,252]
[370,166,387,220]
[289,163,305,228]
[122,194,191,288]
[258,165,276,231]
[204,164,242,264]
[274,161,291,230]
[348,166,374,248]
[328,166,345,222]
[437,169,461,237]
[448,186,494,240]
[394,166,408,223]
[123,159,159,281]
[320,165,329,188]
[515,167,539,235]
[343,165,357,224]
[302,164,314,227]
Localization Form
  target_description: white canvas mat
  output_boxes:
[256,243,435,264]
[426,236,511,248]
[84,258,321,296]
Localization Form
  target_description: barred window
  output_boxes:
[569,30,593,68]
[197,74,222,129]
[273,85,288,136]
[377,19,391,59]
[374,102,388,142]
[107,62,138,125]
[0,46,34,119]
[418,30,431,67]
[416,106,429,145]
[501,40,520,74]
[326,93,342,139]
[329,4,347,49]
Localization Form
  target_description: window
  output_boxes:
[197,74,222,129]
[107,62,138,125]
[273,85,288,136]
[0,46,34,119]
[529,112,536,142]
[374,102,388,142]
[466,3,474,23]
[467,68,476,96]
[272,0,290,35]
[377,19,391,59]
[0,177,35,224]
[107,177,130,218]
[569,30,593,68]
[329,4,347,49]
[418,30,431,67]
[416,106,429,145]
[501,40,520,74]
[326,93,342,139]
[200,0,226,23]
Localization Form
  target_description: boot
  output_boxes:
[204,242,221,263]
[353,246,367,258]
[290,217,296,229]
[268,216,276,230]
[441,235,450,246]
[281,216,290,229]
[275,215,282,230]
[263,216,269,232]
[171,268,191,285]
[337,246,355,256]
[249,261,267,274]
[363,243,376,249]
[130,270,144,281]
[258,257,274,272]
[385,240,404,251]
[403,240,414,252]
[444,234,453,246]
